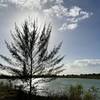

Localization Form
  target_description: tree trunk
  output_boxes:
[29,77,32,99]
[29,56,33,99]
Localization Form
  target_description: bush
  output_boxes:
[83,86,99,100]
[83,91,94,100]
[68,84,83,100]
[68,84,99,100]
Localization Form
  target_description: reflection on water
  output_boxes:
[0,78,100,97]
[41,78,100,99]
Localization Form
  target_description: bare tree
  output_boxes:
[0,20,64,95]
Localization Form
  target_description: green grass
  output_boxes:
[0,81,99,100]
[0,82,17,100]
[0,81,68,100]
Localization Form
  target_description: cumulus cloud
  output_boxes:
[59,23,78,30]
[43,4,93,31]
[68,6,81,17]
[63,59,100,75]
[0,0,93,31]
[59,6,93,31]
[43,4,68,18]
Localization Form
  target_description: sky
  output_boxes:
[0,0,100,75]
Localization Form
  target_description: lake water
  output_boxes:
[0,78,100,99]
[46,78,100,90]
[40,78,100,98]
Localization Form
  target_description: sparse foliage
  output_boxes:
[0,20,64,95]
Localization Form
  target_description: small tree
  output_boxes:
[0,20,64,95]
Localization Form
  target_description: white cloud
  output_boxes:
[21,0,42,10]
[59,23,78,31]
[43,4,68,18]
[0,0,93,31]
[0,0,42,10]
[71,59,100,67]
[63,59,100,75]
[43,4,92,31]
[56,0,63,4]
[67,23,78,30]
[11,0,42,10]
[68,6,81,17]
[59,23,67,31]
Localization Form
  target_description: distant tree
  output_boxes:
[0,20,64,95]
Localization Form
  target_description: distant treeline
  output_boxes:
[61,73,100,79]
[0,73,100,79]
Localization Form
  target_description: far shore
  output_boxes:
[0,73,100,79]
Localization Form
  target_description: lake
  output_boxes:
[0,78,100,99]
[39,78,100,98]
[45,78,100,90]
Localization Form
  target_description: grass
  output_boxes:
[0,81,99,100]
[0,81,17,100]
[0,81,68,100]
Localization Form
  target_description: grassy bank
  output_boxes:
[0,82,99,100]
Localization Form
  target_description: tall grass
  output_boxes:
[68,84,99,100]
[0,81,99,100]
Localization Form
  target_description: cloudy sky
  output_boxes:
[0,0,100,74]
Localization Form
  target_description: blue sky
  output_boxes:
[0,0,100,74]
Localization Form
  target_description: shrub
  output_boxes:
[68,84,83,100]
[68,84,99,100]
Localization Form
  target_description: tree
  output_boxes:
[0,20,64,95]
